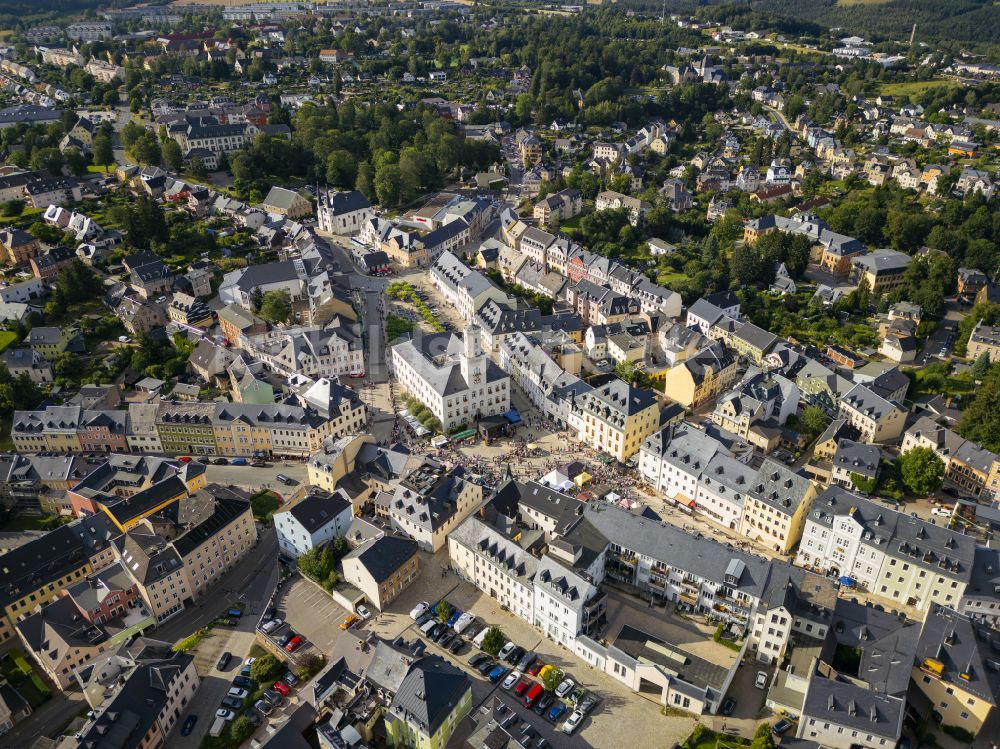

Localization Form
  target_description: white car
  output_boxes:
[501,671,520,690]
[410,601,430,621]
[227,687,249,699]
[931,507,952,517]
[216,709,236,721]
[498,641,516,660]
[261,618,282,634]
[755,671,768,689]
[453,612,475,634]
[244,657,257,667]
[356,604,372,620]
[562,710,584,735]
[555,678,575,698]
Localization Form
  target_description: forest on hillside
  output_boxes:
[628,0,1000,47]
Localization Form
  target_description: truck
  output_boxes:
[209,717,227,737]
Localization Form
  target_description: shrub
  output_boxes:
[250,653,281,683]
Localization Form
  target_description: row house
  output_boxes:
[795,487,975,613]
[902,416,999,499]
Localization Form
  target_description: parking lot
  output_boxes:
[350,553,699,748]
[268,574,351,656]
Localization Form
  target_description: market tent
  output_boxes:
[574,472,592,486]
[504,408,522,424]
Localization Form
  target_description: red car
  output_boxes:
[272,680,291,696]
[285,636,303,652]
[514,679,532,697]
[527,660,545,676]
[178,456,192,463]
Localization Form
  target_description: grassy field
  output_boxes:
[0,331,17,351]
[0,514,59,532]
[877,79,956,98]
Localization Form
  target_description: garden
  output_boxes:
[0,648,51,709]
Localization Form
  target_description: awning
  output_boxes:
[606,492,621,502]
[504,409,522,424]
[450,428,477,441]
[575,472,592,486]
[838,576,856,587]
[431,435,449,448]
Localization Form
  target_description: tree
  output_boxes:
[250,653,280,683]
[63,147,89,177]
[436,600,452,623]
[957,361,1000,451]
[750,723,776,749]
[801,405,830,438]
[1,199,24,217]
[540,665,564,693]
[92,135,114,172]
[481,626,506,656]
[230,716,255,743]
[971,351,991,381]
[162,139,184,172]
[898,447,945,495]
[257,290,292,324]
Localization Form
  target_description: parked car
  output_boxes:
[534,693,554,715]
[356,604,371,620]
[448,638,466,655]
[548,703,567,722]
[213,457,229,465]
[453,612,475,634]
[514,679,531,697]
[263,689,284,707]
[555,678,575,698]
[254,699,272,716]
[502,672,520,690]
[447,608,463,627]
[272,680,291,696]
[340,614,358,630]
[721,697,736,716]
[562,710,584,735]
[772,719,793,735]
[527,659,545,676]
[285,636,303,652]
[932,507,951,517]
[278,631,295,647]
[522,682,544,709]
[261,618,283,634]
[755,671,768,689]
[282,672,299,687]
[579,694,599,714]
[469,653,490,668]
[180,715,198,736]
[477,659,497,675]
[516,650,536,671]
[215,709,236,721]
[216,652,232,671]
[242,708,261,727]
[233,676,255,689]
[221,696,243,710]
[227,687,248,699]
[506,646,526,665]
[488,664,509,683]
[410,601,430,620]
[438,630,456,647]
[498,641,517,661]
[240,664,252,678]
[276,473,291,484]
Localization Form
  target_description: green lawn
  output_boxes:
[249,490,280,523]
[657,271,690,287]
[0,514,59,532]
[877,79,956,98]
[0,330,17,351]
